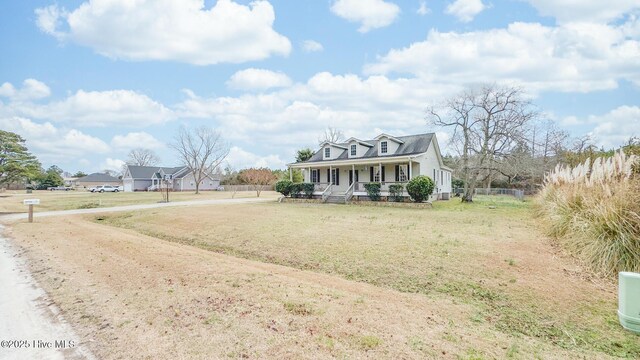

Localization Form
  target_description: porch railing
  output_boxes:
[313,182,330,192]
[354,181,408,192]
[321,183,333,202]
[345,181,355,202]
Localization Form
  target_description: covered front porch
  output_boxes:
[289,158,420,200]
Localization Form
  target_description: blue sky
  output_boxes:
[0,0,638,174]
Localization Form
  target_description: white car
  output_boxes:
[90,185,119,193]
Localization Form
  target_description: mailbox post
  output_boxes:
[23,199,40,222]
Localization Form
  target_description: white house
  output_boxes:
[122,165,220,192]
[287,132,452,201]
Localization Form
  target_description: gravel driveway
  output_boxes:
[0,196,277,222]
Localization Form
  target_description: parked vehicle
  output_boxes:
[89,185,119,193]
[48,186,73,191]
[216,185,225,191]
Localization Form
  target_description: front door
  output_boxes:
[331,169,340,185]
[348,170,359,185]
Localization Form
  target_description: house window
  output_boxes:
[380,141,388,154]
[373,166,380,182]
[398,165,408,182]
[311,169,320,183]
[324,147,330,158]
[350,144,356,156]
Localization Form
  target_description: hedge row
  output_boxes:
[275,180,314,199]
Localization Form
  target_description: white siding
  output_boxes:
[176,173,219,191]
[322,145,345,160]
[347,142,373,158]
[377,137,400,155]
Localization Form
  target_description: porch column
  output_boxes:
[289,167,292,181]
[330,165,332,184]
[379,162,382,184]
[408,159,412,179]
[308,167,311,182]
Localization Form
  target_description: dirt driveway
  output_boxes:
[0,197,275,360]
[0,225,94,360]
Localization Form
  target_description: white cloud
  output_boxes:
[526,0,639,23]
[111,132,163,150]
[35,0,291,65]
[562,106,640,149]
[1,86,175,127]
[302,40,324,53]
[175,71,452,160]
[331,0,401,33]
[100,158,126,173]
[0,79,51,101]
[226,68,292,91]
[226,146,286,169]
[365,20,640,93]
[0,117,110,163]
[417,1,431,15]
[34,5,67,39]
[445,0,486,23]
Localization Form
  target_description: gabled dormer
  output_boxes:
[319,142,347,160]
[345,137,374,158]
[374,133,404,156]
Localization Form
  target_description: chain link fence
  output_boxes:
[453,188,526,201]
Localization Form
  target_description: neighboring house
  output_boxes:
[122,165,220,192]
[76,173,122,189]
[63,177,79,187]
[288,132,453,201]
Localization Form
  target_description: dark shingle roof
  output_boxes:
[77,173,121,183]
[126,165,193,179]
[303,133,434,163]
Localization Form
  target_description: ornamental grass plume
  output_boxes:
[536,151,640,277]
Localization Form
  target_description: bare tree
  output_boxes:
[127,148,161,166]
[170,126,230,194]
[428,84,537,202]
[102,169,120,178]
[239,168,276,197]
[318,126,345,145]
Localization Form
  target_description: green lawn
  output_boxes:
[95,195,640,358]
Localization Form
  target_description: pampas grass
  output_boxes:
[537,151,640,277]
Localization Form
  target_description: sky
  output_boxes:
[0,0,639,174]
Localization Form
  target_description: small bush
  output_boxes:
[388,184,404,202]
[364,183,381,201]
[406,176,435,202]
[275,179,293,197]
[301,183,315,199]
[290,183,303,198]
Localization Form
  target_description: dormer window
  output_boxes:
[350,144,356,156]
[324,148,331,158]
[380,141,388,154]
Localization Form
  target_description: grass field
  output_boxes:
[0,190,278,213]
[6,196,640,358]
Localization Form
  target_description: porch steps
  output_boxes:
[325,195,347,204]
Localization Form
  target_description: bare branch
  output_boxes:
[170,126,230,194]
[127,148,160,166]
